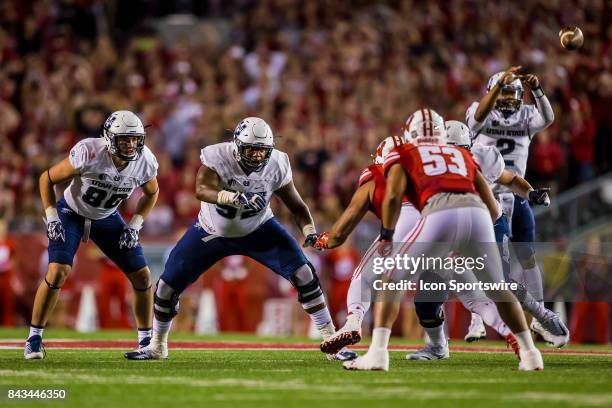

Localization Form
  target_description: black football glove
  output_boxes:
[303,233,319,248]
[528,188,550,206]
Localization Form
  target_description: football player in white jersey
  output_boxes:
[126,117,355,361]
[466,68,569,347]
[24,110,159,359]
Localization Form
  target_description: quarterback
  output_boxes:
[126,117,354,361]
[467,66,569,347]
[25,110,159,359]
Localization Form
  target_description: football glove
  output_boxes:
[311,232,328,250]
[46,220,66,243]
[302,232,327,250]
[528,188,550,206]
[119,227,140,250]
[236,192,266,212]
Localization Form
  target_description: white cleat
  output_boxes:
[320,314,362,354]
[343,349,389,371]
[464,313,487,342]
[124,341,168,360]
[530,311,570,348]
[407,343,450,361]
[518,348,544,371]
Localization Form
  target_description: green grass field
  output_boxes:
[1,329,611,408]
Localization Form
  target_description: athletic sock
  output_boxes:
[302,294,333,329]
[346,273,369,321]
[424,325,447,347]
[523,266,544,301]
[28,325,44,339]
[152,318,172,344]
[370,327,391,351]
[514,330,537,351]
[470,301,511,337]
[137,328,152,343]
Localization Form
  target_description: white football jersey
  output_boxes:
[471,142,504,217]
[466,102,551,182]
[63,138,158,220]
[198,142,292,237]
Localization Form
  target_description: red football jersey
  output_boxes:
[383,143,479,211]
[358,164,410,219]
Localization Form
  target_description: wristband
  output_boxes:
[532,87,544,98]
[128,214,144,231]
[302,224,316,237]
[45,207,59,223]
[217,190,238,206]
[380,227,395,241]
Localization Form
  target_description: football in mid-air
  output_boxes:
[559,26,584,50]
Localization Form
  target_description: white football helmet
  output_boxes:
[445,120,472,149]
[404,108,447,145]
[486,71,523,117]
[102,110,145,161]
[374,135,404,164]
[233,117,274,172]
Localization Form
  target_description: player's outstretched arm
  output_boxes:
[474,169,499,221]
[381,164,406,236]
[324,182,372,249]
[521,73,554,131]
[472,66,522,126]
[274,180,317,245]
[496,169,550,206]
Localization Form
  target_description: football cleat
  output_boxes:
[518,348,544,371]
[327,347,358,362]
[505,333,521,360]
[530,310,569,348]
[407,343,449,361]
[139,336,151,348]
[124,341,168,360]
[24,335,45,360]
[464,313,487,342]
[343,350,389,371]
[320,314,362,354]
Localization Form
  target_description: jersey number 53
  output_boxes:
[418,146,468,177]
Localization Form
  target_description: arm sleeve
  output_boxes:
[68,140,90,172]
[528,93,554,134]
[466,101,486,135]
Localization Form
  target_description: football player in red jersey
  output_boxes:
[343,109,543,372]
[313,135,421,354]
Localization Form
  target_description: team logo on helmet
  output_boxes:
[374,135,404,164]
[102,110,146,161]
[233,117,274,172]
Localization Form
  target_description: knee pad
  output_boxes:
[414,301,445,328]
[289,264,323,304]
[153,279,180,319]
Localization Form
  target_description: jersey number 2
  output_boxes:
[82,187,128,209]
[418,146,468,177]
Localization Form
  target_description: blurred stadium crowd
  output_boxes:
[0,0,610,340]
